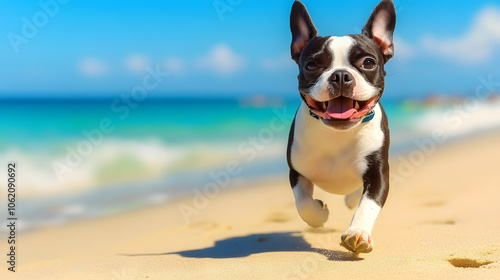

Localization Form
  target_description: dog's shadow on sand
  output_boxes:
[122,232,361,262]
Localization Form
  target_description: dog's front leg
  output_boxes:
[340,151,389,254]
[290,169,330,228]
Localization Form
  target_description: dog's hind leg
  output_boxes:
[345,187,363,209]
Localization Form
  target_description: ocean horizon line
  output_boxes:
[1,92,497,104]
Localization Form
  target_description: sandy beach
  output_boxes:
[2,131,500,280]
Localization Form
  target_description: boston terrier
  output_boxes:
[287,0,395,254]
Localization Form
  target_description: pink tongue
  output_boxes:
[327,97,356,119]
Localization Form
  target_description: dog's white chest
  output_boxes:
[291,103,384,195]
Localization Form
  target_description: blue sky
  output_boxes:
[1,0,500,99]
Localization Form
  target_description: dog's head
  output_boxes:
[290,0,396,130]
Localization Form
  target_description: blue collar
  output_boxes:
[309,110,375,123]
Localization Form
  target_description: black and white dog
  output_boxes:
[287,0,395,254]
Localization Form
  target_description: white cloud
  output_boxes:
[260,53,295,71]
[125,54,150,74]
[421,6,500,64]
[78,57,108,77]
[197,44,245,75]
[164,57,185,74]
[393,37,415,60]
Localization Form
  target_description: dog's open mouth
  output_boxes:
[302,94,379,122]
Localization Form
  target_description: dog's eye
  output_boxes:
[305,62,319,71]
[361,59,377,70]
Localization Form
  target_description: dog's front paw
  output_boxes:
[340,228,373,254]
[297,199,329,228]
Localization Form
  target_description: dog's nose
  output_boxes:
[329,70,354,91]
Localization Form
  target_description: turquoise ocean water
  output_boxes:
[1,97,499,233]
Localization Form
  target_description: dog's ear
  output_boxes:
[290,1,318,65]
[362,0,396,62]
